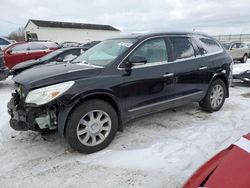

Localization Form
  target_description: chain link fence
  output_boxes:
[213,34,250,42]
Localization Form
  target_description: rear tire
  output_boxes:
[199,79,226,112]
[65,99,118,154]
[241,54,248,63]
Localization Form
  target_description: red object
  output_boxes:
[3,42,58,68]
[183,133,250,188]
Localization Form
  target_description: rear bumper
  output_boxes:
[0,67,9,80]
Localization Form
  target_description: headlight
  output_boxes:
[25,81,75,105]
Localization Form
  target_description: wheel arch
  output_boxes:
[58,92,123,137]
[211,73,229,98]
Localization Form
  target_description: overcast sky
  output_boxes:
[1,0,250,36]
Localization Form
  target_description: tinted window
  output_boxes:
[0,38,10,45]
[11,43,29,52]
[170,37,195,60]
[131,38,168,64]
[58,49,81,61]
[222,43,231,50]
[199,38,222,53]
[29,43,47,51]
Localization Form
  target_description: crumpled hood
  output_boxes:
[12,59,41,70]
[13,63,102,89]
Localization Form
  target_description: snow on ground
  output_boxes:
[0,61,250,188]
[233,60,250,74]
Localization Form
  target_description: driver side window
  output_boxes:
[131,38,168,65]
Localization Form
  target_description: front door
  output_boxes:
[116,38,177,119]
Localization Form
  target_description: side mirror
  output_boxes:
[7,49,12,55]
[126,55,147,68]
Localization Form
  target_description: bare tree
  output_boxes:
[7,27,25,41]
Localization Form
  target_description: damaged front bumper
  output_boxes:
[7,92,58,131]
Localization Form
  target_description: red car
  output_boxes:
[184,133,250,188]
[3,41,59,68]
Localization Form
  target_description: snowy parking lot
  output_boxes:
[0,61,250,188]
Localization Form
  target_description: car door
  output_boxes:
[4,43,29,68]
[27,43,50,60]
[168,36,205,104]
[230,43,242,59]
[196,36,225,91]
[117,37,178,118]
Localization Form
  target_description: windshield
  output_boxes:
[39,49,64,61]
[72,39,137,67]
[222,43,231,50]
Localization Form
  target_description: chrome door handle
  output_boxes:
[199,66,208,70]
[163,73,174,77]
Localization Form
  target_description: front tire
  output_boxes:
[199,79,226,112]
[65,99,118,154]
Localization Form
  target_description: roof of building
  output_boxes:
[26,19,120,31]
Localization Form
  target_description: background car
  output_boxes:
[80,41,101,50]
[3,41,59,68]
[233,70,250,83]
[11,47,86,75]
[0,37,15,50]
[60,41,83,48]
[183,133,250,188]
[0,48,9,81]
[222,41,249,63]
[245,42,250,57]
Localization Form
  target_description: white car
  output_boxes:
[222,42,249,63]
[0,37,14,50]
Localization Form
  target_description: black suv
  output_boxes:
[0,48,9,81]
[8,32,233,153]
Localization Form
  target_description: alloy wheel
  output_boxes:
[210,84,224,109]
[76,110,112,146]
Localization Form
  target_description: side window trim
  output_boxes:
[119,37,169,69]
[117,35,225,70]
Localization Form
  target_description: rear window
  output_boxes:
[170,37,195,60]
[29,43,48,50]
[199,38,222,53]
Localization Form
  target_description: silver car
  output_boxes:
[222,42,248,63]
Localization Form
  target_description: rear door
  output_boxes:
[168,36,205,102]
[28,43,50,60]
[197,36,225,88]
[4,43,29,68]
